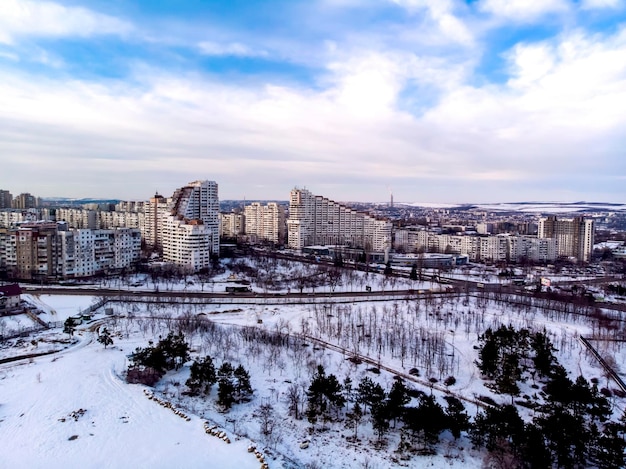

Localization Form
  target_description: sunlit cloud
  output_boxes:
[0,0,624,203]
[198,41,268,58]
[0,0,132,44]
[478,0,570,21]
[580,0,624,9]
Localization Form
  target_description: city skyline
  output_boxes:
[1,0,625,203]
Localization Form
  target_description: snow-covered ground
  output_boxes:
[2,280,624,468]
[0,328,259,469]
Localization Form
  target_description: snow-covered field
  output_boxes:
[0,327,259,469]
[2,279,624,468]
[0,288,620,468]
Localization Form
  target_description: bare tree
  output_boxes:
[286,382,304,420]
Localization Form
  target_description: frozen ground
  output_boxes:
[0,327,259,469]
[2,284,624,468]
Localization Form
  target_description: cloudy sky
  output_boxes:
[1,0,625,203]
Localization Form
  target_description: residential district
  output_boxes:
[3,183,626,469]
[0,182,624,283]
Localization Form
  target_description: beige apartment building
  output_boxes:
[287,188,391,252]
[161,180,220,271]
[244,202,286,244]
[538,216,594,262]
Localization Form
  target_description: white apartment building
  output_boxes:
[403,229,557,263]
[287,188,391,252]
[244,202,286,244]
[0,223,140,279]
[479,235,510,262]
[143,193,169,251]
[161,180,220,271]
[99,210,144,231]
[0,209,50,228]
[508,235,557,263]
[220,211,245,238]
[57,228,141,278]
[115,201,146,212]
[55,208,98,229]
[162,219,213,271]
[538,216,594,262]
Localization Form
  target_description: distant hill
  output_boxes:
[42,198,121,206]
[401,201,626,213]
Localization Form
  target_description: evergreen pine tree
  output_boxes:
[233,364,253,402]
[345,401,363,439]
[386,380,410,426]
[371,402,390,444]
[186,356,217,395]
[591,423,626,469]
[63,317,75,337]
[97,327,113,349]
[217,375,236,410]
[444,396,469,439]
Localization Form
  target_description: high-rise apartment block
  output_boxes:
[144,193,169,251]
[0,223,140,280]
[395,229,557,263]
[0,209,49,228]
[538,216,594,262]
[244,202,286,244]
[55,208,98,229]
[220,211,245,238]
[161,180,220,271]
[287,188,391,252]
[12,193,37,209]
[0,190,12,209]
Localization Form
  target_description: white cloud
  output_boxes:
[0,50,19,61]
[198,41,267,58]
[581,0,623,9]
[390,0,474,45]
[422,27,626,181]
[479,0,570,21]
[0,0,132,45]
[1,26,625,202]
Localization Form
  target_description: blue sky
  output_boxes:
[1,0,625,203]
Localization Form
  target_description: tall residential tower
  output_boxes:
[162,180,220,270]
[538,216,594,262]
[287,188,391,252]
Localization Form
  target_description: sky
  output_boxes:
[0,0,625,204]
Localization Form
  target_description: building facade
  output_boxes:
[0,190,12,209]
[161,180,220,270]
[287,188,391,252]
[12,193,37,210]
[220,211,245,238]
[538,216,594,262]
[395,228,558,263]
[244,202,286,244]
[0,223,140,280]
[144,193,169,251]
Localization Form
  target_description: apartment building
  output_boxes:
[244,202,286,244]
[220,211,245,238]
[397,228,557,263]
[55,208,98,229]
[12,193,38,210]
[538,216,595,262]
[57,227,141,278]
[508,235,557,263]
[0,190,12,209]
[99,210,143,231]
[287,188,391,252]
[0,223,140,280]
[0,209,46,228]
[144,193,169,251]
[161,180,220,270]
